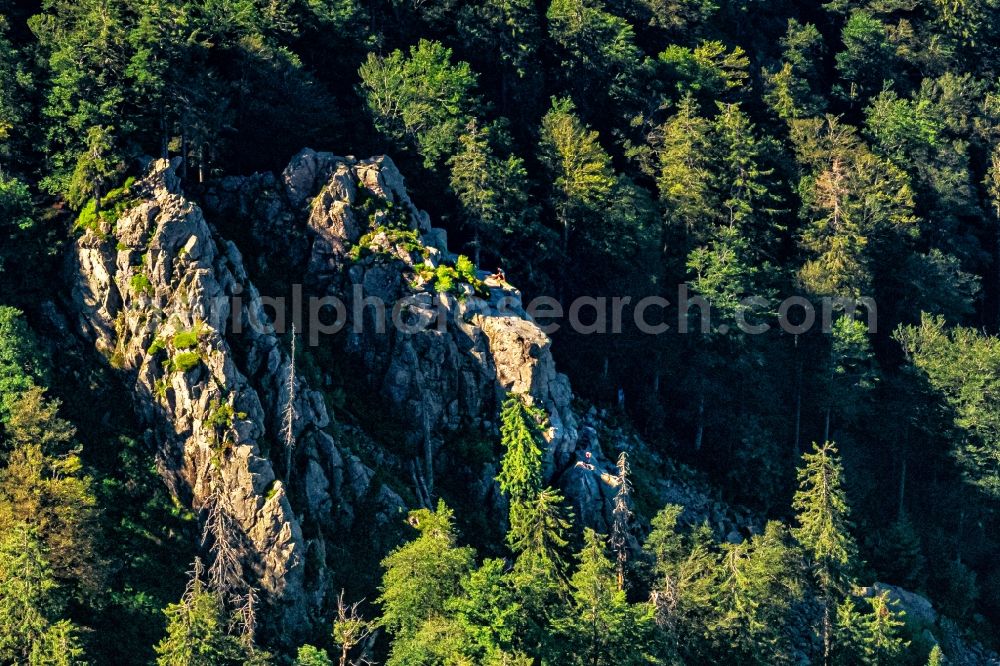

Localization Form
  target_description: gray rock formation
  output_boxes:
[69,150,661,641]
[71,158,400,643]
[206,149,588,502]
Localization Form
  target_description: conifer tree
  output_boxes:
[378,501,475,643]
[0,525,68,662]
[834,592,908,666]
[560,528,653,666]
[447,120,529,265]
[539,97,615,252]
[793,442,857,666]
[496,394,545,504]
[155,559,245,666]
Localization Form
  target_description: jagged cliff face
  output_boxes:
[69,152,612,642]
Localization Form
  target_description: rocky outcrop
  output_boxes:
[71,158,400,643]
[206,149,588,503]
[69,150,641,640]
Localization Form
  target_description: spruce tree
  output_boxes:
[560,528,653,666]
[538,97,615,252]
[155,560,245,666]
[378,501,475,642]
[793,442,857,665]
[496,394,545,504]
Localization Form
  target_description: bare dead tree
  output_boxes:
[182,556,207,606]
[201,488,247,603]
[234,586,260,649]
[282,323,297,483]
[611,451,632,591]
[333,590,376,666]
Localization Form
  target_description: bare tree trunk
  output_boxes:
[898,425,908,519]
[422,399,434,498]
[794,334,802,458]
[180,130,188,179]
[694,390,705,451]
[822,598,832,666]
[823,407,831,445]
[283,324,297,483]
[160,115,169,159]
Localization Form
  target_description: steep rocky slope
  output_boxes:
[68,153,622,640]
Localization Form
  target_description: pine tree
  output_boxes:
[496,394,545,504]
[793,116,917,298]
[447,120,529,265]
[538,97,615,252]
[155,559,245,666]
[793,442,858,666]
[0,387,99,592]
[378,501,475,642]
[546,0,641,110]
[834,592,908,665]
[30,619,87,666]
[716,522,804,663]
[0,525,58,662]
[764,20,827,120]
[560,528,653,666]
[926,644,944,665]
[507,488,574,661]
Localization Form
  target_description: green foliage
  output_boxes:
[378,501,475,641]
[73,176,137,233]
[155,569,246,665]
[170,351,201,373]
[835,592,908,665]
[764,20,827,119]
[657,41,749,99]
[0,306,47,421]
[539,97,615,248]
[447,121,529,258]
[557,528,654,665]
[0,525,62,662]
[359,40,478,167]
[349,226,423,262]
[793,442,857,595]
[835,11,897,102]
[897,314,1000,497]
[0,173,35,276]
[547,0,641,108]
[293,644,332,665]
[171,328,200,350]
[130,272,153,297]
[496,395,546,503]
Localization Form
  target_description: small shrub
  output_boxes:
[172,329,199,350]
[130,273,153,297]
[206,400,235,429]
[73,176,138,233]
[147,338,166,355]
[172,351,201,373]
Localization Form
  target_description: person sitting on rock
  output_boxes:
[489,267,507,283]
